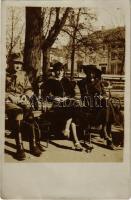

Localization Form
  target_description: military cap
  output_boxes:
[6,56,23,74]
[12,57,23,65]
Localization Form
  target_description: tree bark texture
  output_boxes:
[71,37,75,78]
[24,7,43,84]
[70,9,81,78]
[42,49,50,75]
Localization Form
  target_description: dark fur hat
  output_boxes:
[82,65,97,73]
[95,68,102,78]
[82,64,102,76]
[52,62,64,71]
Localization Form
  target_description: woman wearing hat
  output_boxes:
[42,62,83,151]
[77,65,117,150]
[6,58,45,160]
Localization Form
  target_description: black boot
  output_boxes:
[16,143,26,161]
[30,143,42,157]
[106,139,116,150]
[29,123,42,157]
[36,143,45,152]
[34,120,45,152]
[15,121,26,161]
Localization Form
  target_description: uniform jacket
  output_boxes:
[6,70,32,104]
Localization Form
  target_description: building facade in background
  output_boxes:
[7,26,125,76]
[67,26,125,75]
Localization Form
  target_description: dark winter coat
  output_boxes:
[43,77,75,98]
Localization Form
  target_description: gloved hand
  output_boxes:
[18,95,31,109]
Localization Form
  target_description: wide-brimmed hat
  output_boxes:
[81,64,102,76]
[81,64,96,73]
[52,62,65,72]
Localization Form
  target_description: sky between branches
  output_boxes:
[6,6,125,49]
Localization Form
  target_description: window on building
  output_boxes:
[101,57,107,63]
[111,44,116,48]
[118,52,124,60]
[77,61,83,72]
[117,63,123,74]
[111,52,117,60]
[111,63,116,74]
[103,45,106,51]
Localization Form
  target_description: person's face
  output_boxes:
[90,72,95,80]
[14,63,22,72]
[86,71,95,79]
[55,69,64,79]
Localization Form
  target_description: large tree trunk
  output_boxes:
[24,7,43,85]
[42,48,50,75]
[70,9,81,78]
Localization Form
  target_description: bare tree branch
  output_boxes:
[55,7,60,23]
[42,7,71,50]
[11,24,24,50]
[44,8,53,38]
[6,7,24,57]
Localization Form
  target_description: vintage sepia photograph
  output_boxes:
[4,4,125,163]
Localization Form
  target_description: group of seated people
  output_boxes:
[5,58,121,161]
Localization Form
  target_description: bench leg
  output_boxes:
[46,126,50,148]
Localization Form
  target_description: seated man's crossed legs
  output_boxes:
[6,102,44,160]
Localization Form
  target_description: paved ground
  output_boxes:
[5,125,124,163]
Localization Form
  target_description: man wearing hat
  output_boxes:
[42,62,83,151]
[77,64,116,150]
[6,58,44,160]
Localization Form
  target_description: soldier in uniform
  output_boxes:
[42,62,83,151]
[77,65,116,150]
[5,58,45,160]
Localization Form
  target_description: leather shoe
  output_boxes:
[30,145,42,157]
[37,143,45,152]
[107,140,116,150]
[74,142,83,151]
[16,145,26,161]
